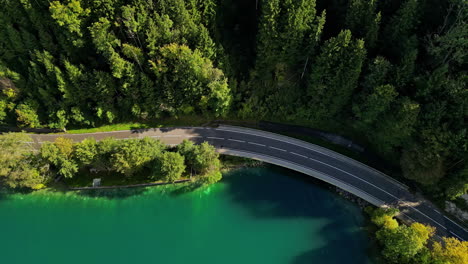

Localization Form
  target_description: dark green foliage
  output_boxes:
[400,143,444,185]
[241,0,326,119]
[0,0,230,127]
[371,98,420,154]
[382,0,421,59]
[306,30,366,121]
[74,137,98,166]
[376,222,434,263]
[36,137,221,185]
[40,137,78,178]
[150,44,231,116]
[177,139,197,170]
[152,152,186,182]
[366,207,446,264]
[345,0,381,50]
[444,165,468,200]
[110,137,165,176]
[177,140,222,184]
[0,0,465,196]
[15,100,41,128]
[0,133,47,189]
[353,84,398,126]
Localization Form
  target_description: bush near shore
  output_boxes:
[0,133,221,189]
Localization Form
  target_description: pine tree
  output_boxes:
[345,0,381,50]
[307,30,366,121]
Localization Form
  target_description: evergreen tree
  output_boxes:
[345,0,381,49]
[307,30,366,121]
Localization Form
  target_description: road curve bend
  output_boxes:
[29,125,467,241]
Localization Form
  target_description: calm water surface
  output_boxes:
[0,167,375,264]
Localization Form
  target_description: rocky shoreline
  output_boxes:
[333,186,371,210]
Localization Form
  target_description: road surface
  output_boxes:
[29,125,468,241]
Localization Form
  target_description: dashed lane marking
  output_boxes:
[303,155,449,231]
[449,231,464,241]
[290,152,308,158]
[248,142,266,147]
[269,146,287,152]
[228,139,245,143]
[207,136,224,140]
[444,216,468,232]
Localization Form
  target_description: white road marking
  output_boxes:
[220,147,386,206]
[269,146,287,152]
[228,139,245,143]
[207,136,224,140]
[444,216,468,232]
[248,142,265,147]
[406,207,447,230]
[290,152,308,159]
[449,231,464,240]
[228,145,453,234]
[215,127,409,189]
[185,135,203,138]
[401,212,417,222]
[31,127,465,239]
[304,155,449,230]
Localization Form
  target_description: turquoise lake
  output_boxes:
[0,167,375,264]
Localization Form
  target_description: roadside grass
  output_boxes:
[65,115,211,134]
[52,115,405,189]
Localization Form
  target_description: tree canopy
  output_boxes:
[0,133,45,189]
[365,207,468,264]
[0,0,466,198]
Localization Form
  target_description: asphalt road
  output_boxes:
[30,125,468,241]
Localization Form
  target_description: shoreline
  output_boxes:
[67,179,191,190]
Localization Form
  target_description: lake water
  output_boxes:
[0,167,375,264]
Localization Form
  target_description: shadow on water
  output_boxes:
[73,187,147,199]
[0,187,36,201]
[224,166,350,219]
[291,235,372,264]
[224,166,374,264]
[0,189,9,201]
[169,182,202,196]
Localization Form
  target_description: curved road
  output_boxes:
[30,125,467,241]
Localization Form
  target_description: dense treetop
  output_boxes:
[367,207,468,264]
[0,0,466,198]
[0,133,222,189]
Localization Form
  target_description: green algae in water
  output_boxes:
[0,167,375,264]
